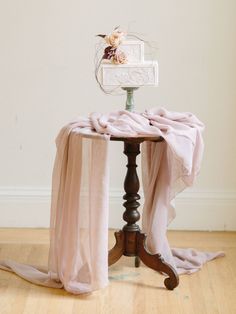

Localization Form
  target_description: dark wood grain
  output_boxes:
[110,136,163,143]
[108,137,179,290]
[137,233,179,290]
[108,230,124,266]
[122,141,140,233]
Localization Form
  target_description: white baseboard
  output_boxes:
[0,187,235,230]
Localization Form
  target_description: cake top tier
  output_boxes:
[97,29,145,65]
[111,40,144,64]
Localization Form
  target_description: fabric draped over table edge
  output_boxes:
[0,108,225,294]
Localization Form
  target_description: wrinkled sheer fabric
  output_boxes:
[48,125,110,293]
[0,108,224,293]
[0,124,110,294]
[140,109,224,273]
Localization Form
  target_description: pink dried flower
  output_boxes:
[112,50,127,64]
[105,31,125,48]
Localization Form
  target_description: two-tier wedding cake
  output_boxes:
[97,29,158,88]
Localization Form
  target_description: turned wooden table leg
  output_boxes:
[122,141,141,235]
[108,139,179,290]
[108,141,141,263]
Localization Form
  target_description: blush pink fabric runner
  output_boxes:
[0,108,224,293]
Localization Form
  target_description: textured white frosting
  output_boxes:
[102,62,158,87]
[101,40,158,87]
[119,40,144,63]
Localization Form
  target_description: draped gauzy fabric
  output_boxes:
[0,124,110,294]
[140,109,224,274]
[48,125,110,293]
[0,108,224,294]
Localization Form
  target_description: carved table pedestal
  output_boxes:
[108,136,179,290]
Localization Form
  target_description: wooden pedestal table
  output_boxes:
[108,136,179,290]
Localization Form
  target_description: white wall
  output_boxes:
[0,0,235,230]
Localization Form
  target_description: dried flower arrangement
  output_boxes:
[97,27,127,65]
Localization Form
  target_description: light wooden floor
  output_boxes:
[0,229,235,314]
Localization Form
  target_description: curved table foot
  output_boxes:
[108,230,125,266]
[137,233,179,290]
[135,256,140,268]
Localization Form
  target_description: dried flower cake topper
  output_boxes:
[97,26,127,65]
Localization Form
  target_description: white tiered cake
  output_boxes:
[101,40,158,88]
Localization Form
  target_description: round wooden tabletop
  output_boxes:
[110,136,163,143]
